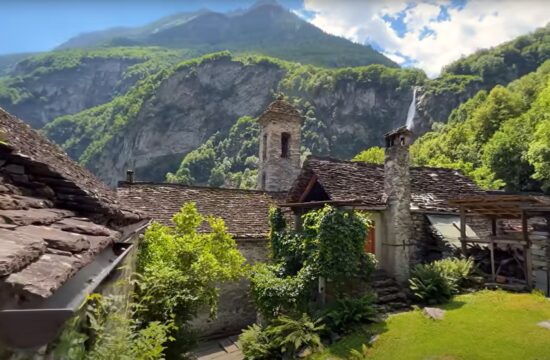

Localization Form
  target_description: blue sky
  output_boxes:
[1,0,549,76]
[0,0,302,54]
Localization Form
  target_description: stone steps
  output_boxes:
[370,270,411,313]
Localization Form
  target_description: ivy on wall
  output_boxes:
[250,206,377,318]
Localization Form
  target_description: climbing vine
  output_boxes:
[251,206,377,318]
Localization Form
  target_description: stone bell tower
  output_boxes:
[257,96,303,192]
[383,126,413,283]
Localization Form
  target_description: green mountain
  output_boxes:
[0,47,186,128]
[412,59,550,193]
[412,23,550,134]
[56,2,397,69]
[43,52,424,186]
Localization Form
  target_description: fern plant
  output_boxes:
[322,293,378,333]
[409,263,454,305]
[266,313,325,358]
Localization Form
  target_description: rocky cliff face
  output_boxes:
[64,57,420,186]
[86,58,286,185]
[0,57,143,128]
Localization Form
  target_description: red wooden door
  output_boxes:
[365,225,375,254]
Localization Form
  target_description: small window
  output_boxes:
[262,134,268,160]
[281,132,290,158]
[261,172,266,189]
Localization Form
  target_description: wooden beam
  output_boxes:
[490,218,497,283]
[299,175,318,203]
[460,206,467,255]
[522,211,533,289]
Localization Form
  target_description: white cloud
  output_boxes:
[301,0,550,77]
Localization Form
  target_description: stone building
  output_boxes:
[0,108,147,358]
[285,127,486,282]
[117,181,283,338]
[116,97,303,339]
[257,96,303,192]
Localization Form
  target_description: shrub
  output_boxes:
[409,258,475,304]
[266,313,325,358]
[249,263,315,318]
[433,257,476,292]
[136,202,245,355]
[239,324,275,360]
[54,294,175,360]
[322,293,378,333]
[239,314,324,360]
[409,263,454,305]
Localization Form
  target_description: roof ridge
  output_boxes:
[307,155,470,175]
[118,181,278,195]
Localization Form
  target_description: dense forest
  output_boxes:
[411,60,550,192]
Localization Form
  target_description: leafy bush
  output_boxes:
[249,263,315,318]
[136,202,245,355]
[322,294,378,333]
[239,324,275,360]
[432,257,476,292]
[409,258,475,305]
[267,313,325,358]
[54,294,175,360]
[409,263,454,305]
[239,314,325,360]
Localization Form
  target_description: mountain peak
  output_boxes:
[251,0,282,9]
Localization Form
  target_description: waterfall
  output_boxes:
[405,87,417,130]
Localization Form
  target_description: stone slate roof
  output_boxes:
[0,108,144,307]
[0,108,137,221]
[259,98,301,120]
[118,183,282,239]
[287,156,483,212]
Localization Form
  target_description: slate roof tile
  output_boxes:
[118,183,281,238]
[0,108,144,305]
[288,157,483,212]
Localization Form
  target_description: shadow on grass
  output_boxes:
[441,299,467,311]
[317,321,389,359]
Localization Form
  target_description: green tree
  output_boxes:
[136,202,246,355]
[352,146,384,164]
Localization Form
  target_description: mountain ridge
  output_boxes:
[55,2,397,69]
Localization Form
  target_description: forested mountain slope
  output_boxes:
[0,48,185,128]
[56,2,397,69]
[414,23,550,133]
[43,52,424,186]
[412,60,550,193]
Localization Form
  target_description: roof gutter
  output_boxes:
[0,220,151,350]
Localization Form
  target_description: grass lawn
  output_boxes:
[311,290,550,360]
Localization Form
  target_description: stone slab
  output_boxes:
[537,320,550,330]
[0,233,46,276]
[53,217,111,236]
[423,307,445,320]
[6,253,82,298]
[0,208,73,226]
[16,225,90,252]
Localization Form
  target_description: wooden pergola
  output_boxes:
[449,194,550,289]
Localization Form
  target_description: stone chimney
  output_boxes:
[383,126,413,283]
[257,96,303,192]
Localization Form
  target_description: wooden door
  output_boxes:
[365,225,376,254]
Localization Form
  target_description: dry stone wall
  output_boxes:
[192,238,269,338]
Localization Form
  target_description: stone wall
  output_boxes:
[257,102,302,192]
[382,136,413,283]
[192,237,269,339]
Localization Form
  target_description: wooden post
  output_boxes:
[490,218,497,282]
[459,206,467,255]
[522,211,533,288]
